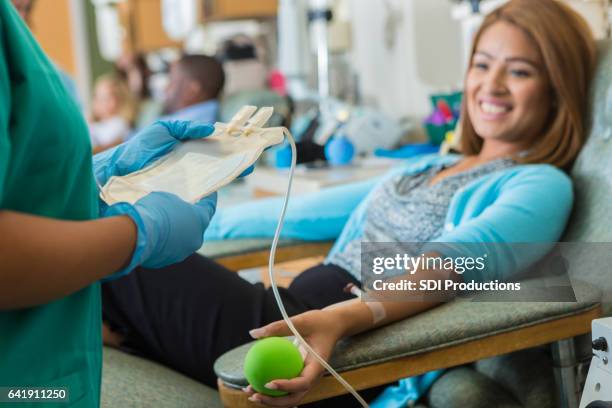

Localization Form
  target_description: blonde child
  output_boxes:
[89,74,135,153]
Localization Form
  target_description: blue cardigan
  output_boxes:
[205,154,573,280]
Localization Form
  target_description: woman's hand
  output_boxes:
[244,309,345,407]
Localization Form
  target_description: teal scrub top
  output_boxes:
[0,3,101,407]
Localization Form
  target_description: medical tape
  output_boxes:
[347,284,387,324]
[365,302,387,325]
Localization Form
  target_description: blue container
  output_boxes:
[325,136,355,166]
[274,144,293,168]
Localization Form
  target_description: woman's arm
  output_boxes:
[0,210,136,309]
[431,165,573,282]
[204,178,379,241]
[246,263,457,407]
[205,156,442,242]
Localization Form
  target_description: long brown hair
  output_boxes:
[460,0,597,169]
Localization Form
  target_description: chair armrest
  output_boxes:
[199,239,333,270]
[215,281,601,407]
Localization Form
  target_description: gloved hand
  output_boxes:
[93,120,216,188]
[94,120,255,278]
[94,121,217,279]
[94,119,254,198]
[103,191,217,278]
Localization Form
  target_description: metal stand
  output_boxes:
[308,0,333,108]
[553,337,580,408]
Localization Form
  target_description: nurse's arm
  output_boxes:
[0,210,137,310]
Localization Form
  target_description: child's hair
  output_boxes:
[460,0,597,170]
[92,74,136,125]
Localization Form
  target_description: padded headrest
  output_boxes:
[564,40,612,314]
[565,40,612,243]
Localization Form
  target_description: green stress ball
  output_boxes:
[243,337,304,397]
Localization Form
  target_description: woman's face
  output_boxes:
[466,21,552,150]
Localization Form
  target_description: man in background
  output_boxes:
[160,54,225,123]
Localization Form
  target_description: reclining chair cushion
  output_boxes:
[102,347,223,408]
[564,40,612,315]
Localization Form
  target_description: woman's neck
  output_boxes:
[473,139,525,164]
[431,139,522,186]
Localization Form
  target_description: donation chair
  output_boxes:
[100,40,610,407]
[212,40,612,408]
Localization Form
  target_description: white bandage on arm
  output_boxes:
[364,301,387,324]
[346,284,387,324]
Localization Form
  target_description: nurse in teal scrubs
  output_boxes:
[0,2,216,406]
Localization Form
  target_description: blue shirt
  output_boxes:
[328,158,516,280]
[205,154,573,282]
[159,99,219,124]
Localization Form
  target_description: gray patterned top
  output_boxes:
[329,158,515,279]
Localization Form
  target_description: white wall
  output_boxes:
[347,0,463,119]
[346,0,610,120]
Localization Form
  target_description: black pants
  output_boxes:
[102,254,359,387]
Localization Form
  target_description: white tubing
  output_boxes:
[267,128,369,407]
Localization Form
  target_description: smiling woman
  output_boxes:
[467,22,553,154]
[461,0,596,170]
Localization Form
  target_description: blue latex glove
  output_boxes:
[93,120,216,188]
[103,191,217,275]
[94,119,254,199]
[239,164,254,177]
[94,120,218,278]
[370,371,444,408]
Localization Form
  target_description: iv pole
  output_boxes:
[308,0,333,106]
